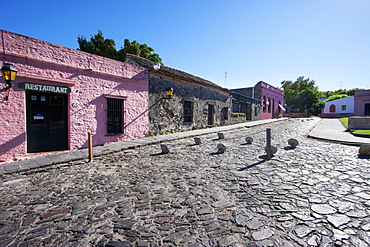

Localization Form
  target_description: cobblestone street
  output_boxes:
[1,118,370,247]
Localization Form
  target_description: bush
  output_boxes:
[231,113,246,118]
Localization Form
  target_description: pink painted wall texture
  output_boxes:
[354,90,370,116]
[258,81,285,120]
[0,30,149,162]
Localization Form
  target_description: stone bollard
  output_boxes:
[245,137,253,144]
[194,137,202,145]
[265,145,277,155]
[288,138,299,148]
[218,133,225,139]
[217,143,226,153]
[160,144,170,154]
[359,144,370,156]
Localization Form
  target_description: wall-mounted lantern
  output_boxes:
[1,63,18,90]
[166,87,173,99]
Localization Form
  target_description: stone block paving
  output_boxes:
[1,118,370,246]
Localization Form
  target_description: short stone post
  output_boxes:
[194,137,202,145]
[217,143,226,153]
[218,133,225,139]
[160,144,170,154]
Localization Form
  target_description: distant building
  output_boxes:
[232,81,284,120]
[354,90,370,116]
[322,96,354,118]
[230,91,261,121]
[0,30,149,162]
[125,54,233,134]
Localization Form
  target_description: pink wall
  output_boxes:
[259,82,285,120]
[354,90,370,116]
[0,30,149,162]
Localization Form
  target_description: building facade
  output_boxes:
[322,96,354,118]
[232,81,284,120]
[231,91,261,122]
[354,90,370,116]
[125,54,232,135]
[0,30,149,162]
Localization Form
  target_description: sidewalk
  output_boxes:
[308,118,370,146]
[0,118,287,175]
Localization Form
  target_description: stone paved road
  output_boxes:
[1,118,370,247]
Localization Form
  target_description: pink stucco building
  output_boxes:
[0,30,149,162]
[231,81,284,120]
[354,90,370,116]
[257,81,285,120]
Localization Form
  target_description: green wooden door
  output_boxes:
[26,91,68,153]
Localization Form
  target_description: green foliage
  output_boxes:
[231,113,246,117]
[78,30,119,60]
[77,30,162,64]
[281,76,319,111]
[319,88,365,97]
[323,94,348,103]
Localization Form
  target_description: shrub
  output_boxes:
[231,113,246,118]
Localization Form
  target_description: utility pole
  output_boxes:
[224,71,227,88]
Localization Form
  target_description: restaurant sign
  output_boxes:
[19,82,71,94]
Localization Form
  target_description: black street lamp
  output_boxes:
[1,63,18,90]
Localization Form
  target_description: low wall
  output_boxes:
[348,117,370,130]
[230,116,248,124]
[321,113,354,118]
[283,112,308,118]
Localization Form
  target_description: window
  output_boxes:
[263,96,267,112]
[107,98,124,134]
[183,100,193,123]
[268,97,271,113]
[342,105,346,111]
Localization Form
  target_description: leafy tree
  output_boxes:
[119,39,162,64]
[319,88,365,97]
[77,30,162,64]
[281,76,319,111]
[345,88,364,96]
[324,94,349,103]
[77,30,119,60]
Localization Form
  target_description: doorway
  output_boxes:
[26,91,68,153]
[208,104,214,126]
[365,103,370,116]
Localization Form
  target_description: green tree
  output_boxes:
[77,30,119,60]
[319,88,365,97]
[324,94,349,102]
[281,76,319,111]
[77,30,162,64]
[119,39,162,64]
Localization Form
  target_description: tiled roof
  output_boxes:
[125,53,228,91]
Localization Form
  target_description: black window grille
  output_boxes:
[107,98,124,134]
[183,100,193,123]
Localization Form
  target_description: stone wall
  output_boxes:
[148,73,232,134]
[348,117,370,130]
[283,112,308,118]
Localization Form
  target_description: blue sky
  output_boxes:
[4,0,370,91]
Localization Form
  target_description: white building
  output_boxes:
[322,96,354,118]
